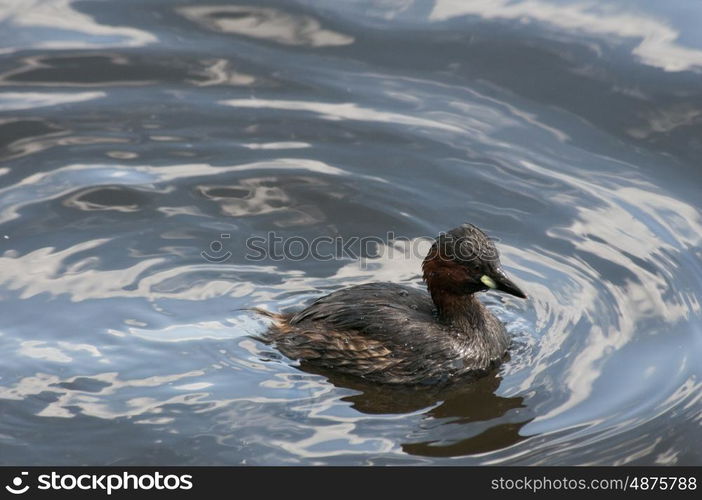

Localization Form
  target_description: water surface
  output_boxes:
[0,0,701,465]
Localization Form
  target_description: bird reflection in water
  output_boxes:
[299,364,533,458]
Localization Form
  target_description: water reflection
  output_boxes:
[221,98,464,132]
[296,366,531,457]
[188,58,257,87]
[63,185,147,213]
[0,0,156,52]
[0,368,208,420]
[177,5,353,47]
[0,53,256,87]
[0,91,105,110]
[430,0,702,72]
[0,118,63,158]
[628,105,702,139]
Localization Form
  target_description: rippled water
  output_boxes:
[1,0,701,465]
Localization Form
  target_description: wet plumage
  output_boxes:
[262,224,527,385]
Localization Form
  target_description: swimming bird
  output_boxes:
[261,224,527,385]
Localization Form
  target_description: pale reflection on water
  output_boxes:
[430,0,702,72]
[177,5,354,47]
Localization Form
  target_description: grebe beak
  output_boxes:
[481,271,527,299]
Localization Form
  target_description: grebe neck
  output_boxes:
[422,251,486,331]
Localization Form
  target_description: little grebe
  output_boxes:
[262,224,527,385]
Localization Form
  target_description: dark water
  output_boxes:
[1,0,701,465]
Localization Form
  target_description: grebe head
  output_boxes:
[422,223,527,300]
